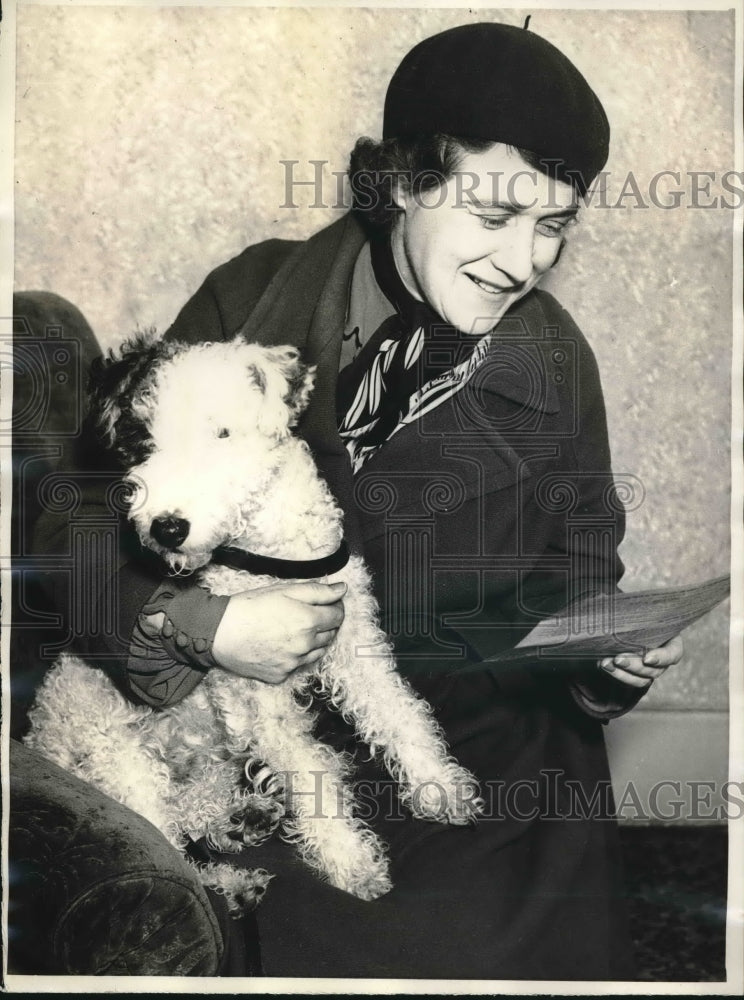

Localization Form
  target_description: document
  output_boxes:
[486,575,731,662]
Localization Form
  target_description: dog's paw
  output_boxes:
[201,792,283,853]
[287,813,393,900]
[231,791,285,847]
[197,862,273,917]
[337,853,393,901]
[406,764,484,826]
[204,827,245,854]
[333,831,393,900]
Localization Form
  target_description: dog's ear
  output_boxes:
[266,346,316,426]
[242,344,316,436]
[87,330,163,456]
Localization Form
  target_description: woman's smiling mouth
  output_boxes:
[467,273,518,295]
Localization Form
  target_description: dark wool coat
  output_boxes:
[159,213,642,980]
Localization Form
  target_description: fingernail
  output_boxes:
[615,657,629,668]
[644,654,659,665]
[602,661,616,672]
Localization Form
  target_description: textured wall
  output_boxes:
[14,6,734,710]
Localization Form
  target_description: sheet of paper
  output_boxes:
[485,575,731,662]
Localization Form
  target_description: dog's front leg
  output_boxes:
[324,559,483,825]
[248,681,392,900]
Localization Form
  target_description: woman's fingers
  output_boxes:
[642,634,684,667]
[311,628,339,650]
[599,664,655,688]
[599,656,668,679]
[598,634,686,688]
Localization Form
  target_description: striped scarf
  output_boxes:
[336,236,491,473]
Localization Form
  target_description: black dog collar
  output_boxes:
[211,539,350,579]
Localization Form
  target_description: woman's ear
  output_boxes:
[391,176,409,211]
[552,237,567,269]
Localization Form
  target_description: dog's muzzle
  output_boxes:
[150,515,190,549]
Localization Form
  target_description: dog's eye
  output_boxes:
[216,428,230,439]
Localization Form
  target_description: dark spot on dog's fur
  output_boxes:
[247,364,267,393]
[87,331,168,469]
[112,408,154,468]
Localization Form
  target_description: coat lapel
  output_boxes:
[239,213,365,453]
[238,214,367,546]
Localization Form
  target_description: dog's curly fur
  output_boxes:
[25,334,483,914]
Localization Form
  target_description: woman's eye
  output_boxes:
[217,428,230,439]
[535,222,564,238]
[536,217,577,239]
[475,214,510,231]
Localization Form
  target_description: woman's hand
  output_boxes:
[598,634,684,688]
[213,581,347,683]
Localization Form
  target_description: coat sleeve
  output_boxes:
[519,293,646,720]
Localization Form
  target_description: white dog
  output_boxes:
[25,334,482,914]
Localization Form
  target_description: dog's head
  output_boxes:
[89,335,316,571]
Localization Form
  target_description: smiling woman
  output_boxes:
[10,5,736,987]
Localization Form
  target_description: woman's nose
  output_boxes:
[489,220,535,285]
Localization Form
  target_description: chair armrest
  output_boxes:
[8,739,226,975]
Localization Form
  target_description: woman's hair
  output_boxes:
[348,134,571,233]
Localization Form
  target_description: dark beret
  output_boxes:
[383,22,609,194]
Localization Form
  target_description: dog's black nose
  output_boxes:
[150,515,190,549]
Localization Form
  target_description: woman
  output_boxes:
[36,22,683,979]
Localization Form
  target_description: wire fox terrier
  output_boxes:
[25,334,482,913]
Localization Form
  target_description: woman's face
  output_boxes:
[391,143,578,335]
